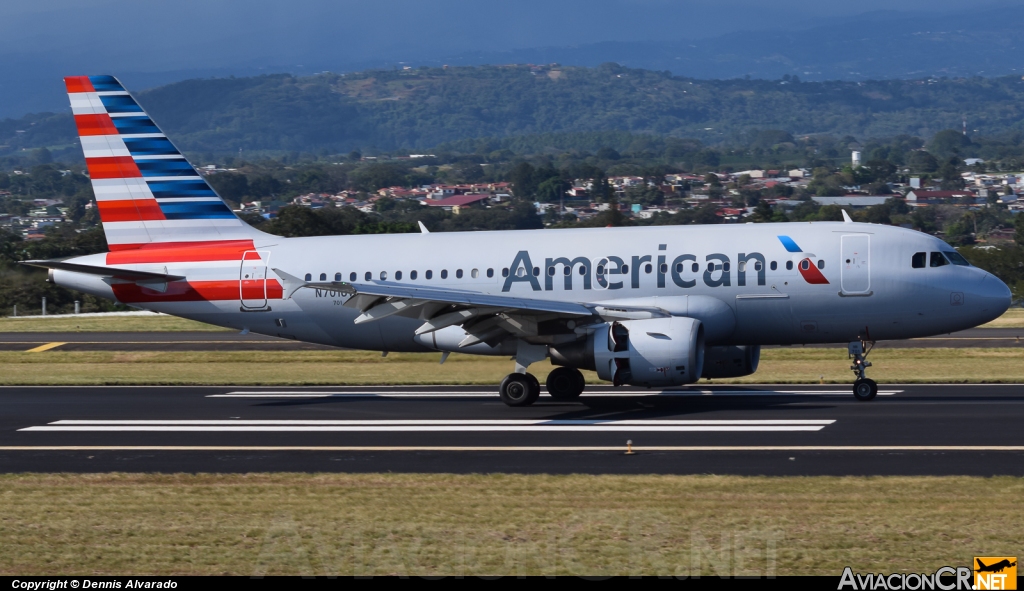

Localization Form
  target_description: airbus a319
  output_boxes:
[25,76,1012,406]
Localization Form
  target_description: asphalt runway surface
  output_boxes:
[2,384,1023,475]
[1,328,1021,351]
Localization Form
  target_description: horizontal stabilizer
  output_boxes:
[20,259,184,282]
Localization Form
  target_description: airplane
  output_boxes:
[22,75,1012,406]
[976,559,1016,573]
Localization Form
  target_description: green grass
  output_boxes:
[0,315,229,332]
[0,473,1019,576]
[2,348,1023,385]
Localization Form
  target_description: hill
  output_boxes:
[4,64,1024,158]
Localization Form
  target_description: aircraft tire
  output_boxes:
[546,367,585,401]
[500,373,540,407]
[853,378,878,401]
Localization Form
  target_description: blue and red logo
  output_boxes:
[778,236,829,284]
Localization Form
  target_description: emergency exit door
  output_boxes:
[240,250,270,309]
[840,235,870,294]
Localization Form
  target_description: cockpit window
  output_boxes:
[929,252,949,267]
[912,252,926,268]
[943,251,970,266]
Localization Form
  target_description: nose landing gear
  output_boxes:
[848,340,877,401]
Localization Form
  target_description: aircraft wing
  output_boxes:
[272,268,667,347]
[20,259,185,282]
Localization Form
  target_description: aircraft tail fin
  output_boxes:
[64,75,267,251]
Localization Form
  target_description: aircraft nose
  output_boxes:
[973,272,1012,322]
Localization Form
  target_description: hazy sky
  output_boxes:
[0,0,1010,69]
[0,0,1017,117]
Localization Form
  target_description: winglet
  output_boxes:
[418,221,430,234]
[841,209,853,223]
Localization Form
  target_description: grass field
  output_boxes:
[0,473,1019,576]
[3,307,1023,332]
[2,347,1023,385]
[0,314,228,332]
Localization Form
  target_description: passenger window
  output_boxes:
[456,269,463,279]
[817,260,824,270]
[912,252,926,268]
[675,263,683,273]
[411,270,418,280]
[786,261,793,270]
[319,273,327,281]
[579,266,587,276]
[691,263,699,273]
[660,263,668,273]
[706,262,714,272]
[770,261,777,271]
[349,272,356,282]
[515,267,525,278]
[471,269,479,278]
[335,273,341,281]
[738,261,746,272]
[426,270,433,279]
[548,267,556,276]
[533,267,540,276]
[800,260,809,270]
[597,265,606,275]
[944,251,970,266]
[930,252,949,267]
[304,273,312,281]
[755,262,763,271]
[365,271,371,281]
[645,264,653,274]
[723,262,730,272]
[441,269,449,279]
[380,271,387,280]
[502,268,509,277]
[395,271,402,280]
[487,268,494,278]
[621,264,628,274]
[563,266,571,276]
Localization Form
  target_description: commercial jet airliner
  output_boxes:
[24,76,1012,406]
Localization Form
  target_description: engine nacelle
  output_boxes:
[551,317,705,387]
[701,345,760,379]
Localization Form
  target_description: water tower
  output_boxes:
[851,151,862,167]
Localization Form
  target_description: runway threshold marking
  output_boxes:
[24,342,66,353]
[1,445,1023,452]
[210,389,901,398]
[19,419,836,433]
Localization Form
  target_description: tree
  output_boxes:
[1015,214,1024,248]
[596,147,621,160]
[206,172,249,202]
[927,129,972,158]
[908,151,939,173]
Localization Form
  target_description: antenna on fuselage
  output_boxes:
[841,209,853,223]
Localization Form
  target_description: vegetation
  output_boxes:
[1,348,1022,385]
[7,65,1024,158]
[0,473,1020,575]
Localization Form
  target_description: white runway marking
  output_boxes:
[20,419,835,433]
[209,390,900,398]
[0,445,1022,452]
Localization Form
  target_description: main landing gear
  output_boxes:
[498,367,586,407]
[848,340,878,401]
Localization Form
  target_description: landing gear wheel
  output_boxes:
[853,378,878,401]
[546,367,585,401]
[499,373,540,407]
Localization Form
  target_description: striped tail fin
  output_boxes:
[65,75,267,251]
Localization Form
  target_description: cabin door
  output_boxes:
[240,250,270,309]
[840,235,871,295]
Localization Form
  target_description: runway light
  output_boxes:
[625,440,635,455]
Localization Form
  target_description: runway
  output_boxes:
[1,327,1019,351]
[2,384,1022,475]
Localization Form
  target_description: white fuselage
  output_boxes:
[56,221,1012,353]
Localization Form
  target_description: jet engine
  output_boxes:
[701,345,760,379]
[550,317,705,387]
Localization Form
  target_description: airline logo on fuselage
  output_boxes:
[501,238,829,292]
[778,235,830,285]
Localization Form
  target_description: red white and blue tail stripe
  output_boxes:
[65,75,264,251]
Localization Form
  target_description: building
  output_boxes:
[905,190,973,202]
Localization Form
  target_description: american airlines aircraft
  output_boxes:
[25,76,1012,406]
